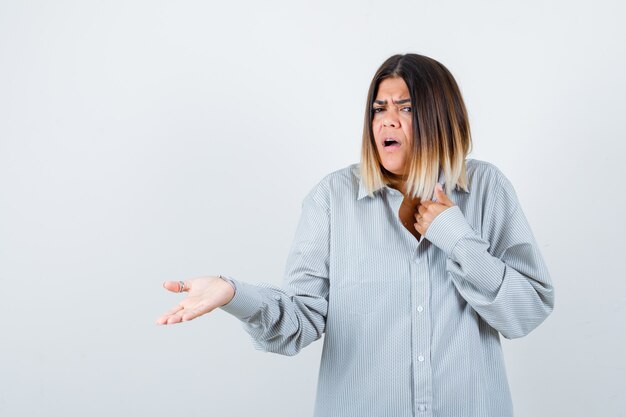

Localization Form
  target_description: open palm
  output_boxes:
[156,276,235,325]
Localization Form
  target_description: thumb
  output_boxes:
[163,280,188,293]
[434,183,453,206]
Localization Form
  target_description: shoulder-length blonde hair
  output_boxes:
[360,53,472,200]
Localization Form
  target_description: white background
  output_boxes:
[1,1,624,416]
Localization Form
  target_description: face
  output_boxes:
[372,77,414,177]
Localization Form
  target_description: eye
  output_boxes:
[401,106,412,112]
[372,107,384,114]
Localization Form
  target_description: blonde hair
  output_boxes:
[360,54,472,200]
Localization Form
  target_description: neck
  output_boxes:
[387,179,407,195]
[383,168,409,194]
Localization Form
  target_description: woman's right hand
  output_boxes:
[155,276,235,325]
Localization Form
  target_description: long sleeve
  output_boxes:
[219,186,330,356]
[424,173,555,339]
[212,160,551,416]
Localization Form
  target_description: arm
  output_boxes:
[219,188,330,356]
[424,174,555,339]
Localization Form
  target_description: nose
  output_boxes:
[382,108,400,128]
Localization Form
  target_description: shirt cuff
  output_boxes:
[424,205,476,256]
[219,276,265,320]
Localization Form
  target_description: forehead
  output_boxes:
[375,77,410,98]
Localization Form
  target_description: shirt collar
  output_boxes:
[355,165,469,200]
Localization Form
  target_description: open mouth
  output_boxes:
[384,138,401,148]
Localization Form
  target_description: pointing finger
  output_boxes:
[434,183,454,206]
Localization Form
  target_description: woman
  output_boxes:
[156,53,555,417]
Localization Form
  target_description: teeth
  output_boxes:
[384,139,399,146]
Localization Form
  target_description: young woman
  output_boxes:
[156,53,555,417]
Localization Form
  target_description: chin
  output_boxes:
[382,163,404,176]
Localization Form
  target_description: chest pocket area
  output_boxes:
[335,258,410,316]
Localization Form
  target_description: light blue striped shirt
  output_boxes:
[220,158,555,417]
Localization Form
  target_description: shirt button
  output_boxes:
[418,404,427,411]
[417,305,424,312]
[274,295,281,301]
[418,355,424,362]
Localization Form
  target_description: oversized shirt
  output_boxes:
[220,158,555,417]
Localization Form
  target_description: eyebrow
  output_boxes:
[373,98,412,105]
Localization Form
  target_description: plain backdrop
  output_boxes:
[1,1,625,416]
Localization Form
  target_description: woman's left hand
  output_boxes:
[414,183,455,235]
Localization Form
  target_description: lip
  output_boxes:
[382,136,402,149]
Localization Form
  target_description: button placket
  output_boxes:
[414,246,433,415]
